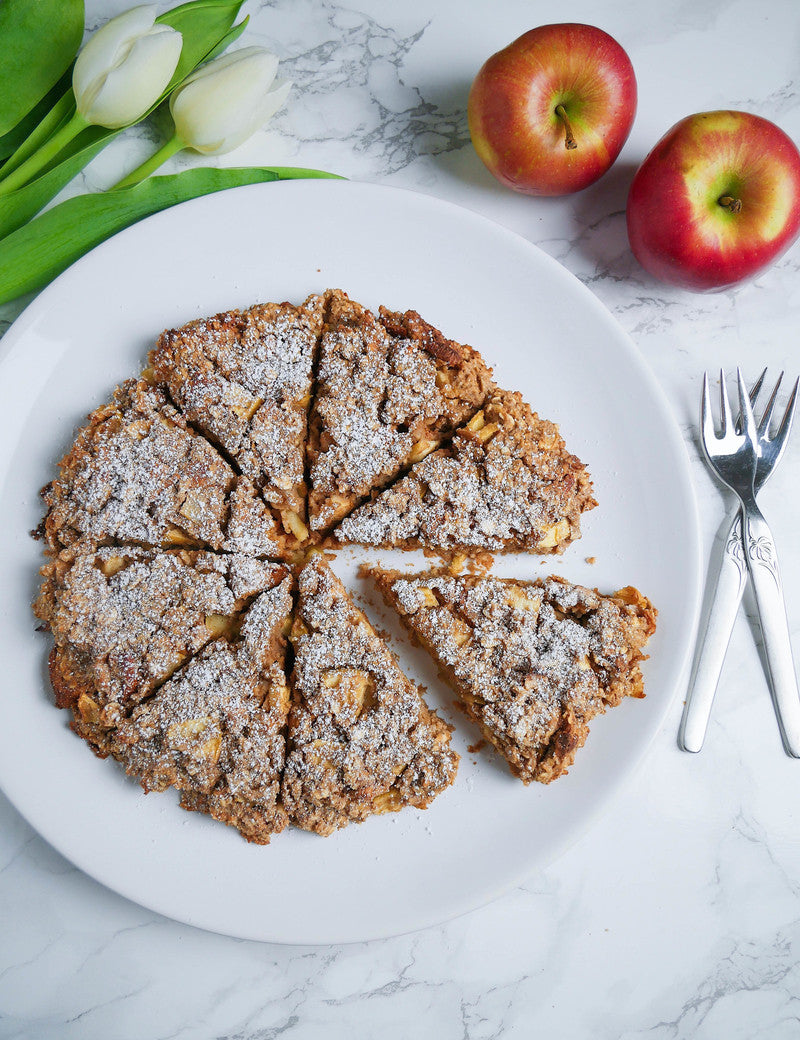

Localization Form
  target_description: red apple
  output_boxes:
[467,24,637,196]
[627,111,800,291]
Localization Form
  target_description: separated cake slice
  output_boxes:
[367,567,656,784]
[41,378,297,559]
[306,291,495,536]
[281,554,458,835]
[109,573,294,844]
[335,390,595,556]
[34,547,286,748]
[150,293,328,538]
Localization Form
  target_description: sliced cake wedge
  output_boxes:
[281,554,458,835]
[367,567,656,784]
[41,378,297,559]
[110,573,294,844]
[34,547,287,749]
[150,293,328,539]
[335,390,595,556]
[306,291,495,536]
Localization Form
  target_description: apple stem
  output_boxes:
[554,104,578,150]
[718,194,743,214]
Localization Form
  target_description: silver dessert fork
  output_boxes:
[680,371,795,751]
[682,368,800,756]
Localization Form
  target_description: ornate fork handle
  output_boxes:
[679,514,749,752]
[739,501,800,757]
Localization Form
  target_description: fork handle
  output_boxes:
[679,513,748,752]
[740,503,800,757]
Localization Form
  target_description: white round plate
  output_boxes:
[0,180,701,944]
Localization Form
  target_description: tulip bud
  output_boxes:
[73,5,183,129]
[169,47,292,156]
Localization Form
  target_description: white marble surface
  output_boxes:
[2,0,800,1036]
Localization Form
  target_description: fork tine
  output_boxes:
[719,368,732,436]
[750,367,768,404]
[776,376,798,443]
[701,372,716,447]
[757,372,783,436]
[736,367,758,446]
[735,368,767,433]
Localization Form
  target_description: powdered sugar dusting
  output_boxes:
[309,317,439,529]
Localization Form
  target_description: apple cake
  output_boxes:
[335,389,596,555]
[366,566,656,784]
[31,287,653,847]
[149,293,329,543]
[40,377,295,559]
[306,290,495,535]
[108,574,294,844]
[281,554,459,835]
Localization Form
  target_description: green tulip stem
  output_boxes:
[554,104,577,151]
[0,110,88,195]
[113,135,186,190]
[718,194,743,214]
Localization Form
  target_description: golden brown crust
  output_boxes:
[366,566,656,785]
[379,307,470,368]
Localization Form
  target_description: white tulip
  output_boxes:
[73,5,183,129]
[169,47,292,155]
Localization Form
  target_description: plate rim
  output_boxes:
[0,178,702,944]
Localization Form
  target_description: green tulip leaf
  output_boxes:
[0,128,110,240]
[157,0,247,87]
[0,0,84,138]
[0,0,247,204]
[203,15,250,63]
[0,89,76,178]
[0,70,74,163]
[0,166,344,305]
